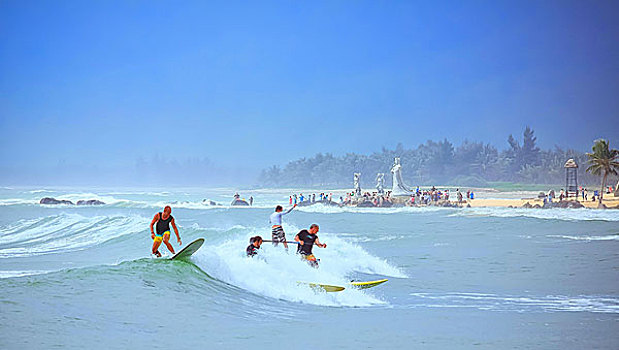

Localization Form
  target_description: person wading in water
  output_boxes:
[149,206,182,257]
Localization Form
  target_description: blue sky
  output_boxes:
[1,0,618,184]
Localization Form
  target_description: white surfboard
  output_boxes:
[169,238,204,261]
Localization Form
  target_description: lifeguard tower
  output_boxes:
[564,159,578,199]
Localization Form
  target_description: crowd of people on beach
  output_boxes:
[289,192,334,205]
[350,191,394,206]
[405,187,474,206]
[545,186,615,204]
[285,186,476,208]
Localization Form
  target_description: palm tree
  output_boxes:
[585,139,619,206]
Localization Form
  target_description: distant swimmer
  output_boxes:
[246,236,263,257]
[294,224,327,268]
[149,206,182,257]
[269,204,297,249]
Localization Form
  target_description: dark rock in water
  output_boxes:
[231,199,249,206]
[466,204,471,208]
[296,200,313,207]
[377,201,393,208]
[76,199,105,206]
[541,200,585,209]
[319,199,341,207]
[357,201,376,207]
[554,201,584,209]
[597,203,607,209]
[533,204,542,209]
[40,197,74,205]
[522,202,533,209]
[568,201,585,209]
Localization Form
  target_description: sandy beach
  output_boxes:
[467,196,619,209]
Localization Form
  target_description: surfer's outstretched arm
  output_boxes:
[171,218,181,245]
[315,237,326,248]
[283,204,296,215]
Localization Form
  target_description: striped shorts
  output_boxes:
[271,226,286,245]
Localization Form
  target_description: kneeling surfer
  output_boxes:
[294,224,327,268]
[149,206,182,257]
[246,236,263,257]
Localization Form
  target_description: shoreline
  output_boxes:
[466,197,619,209]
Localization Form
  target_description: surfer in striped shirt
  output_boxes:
[269,204,296,249]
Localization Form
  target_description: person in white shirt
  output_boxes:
[269,204,296,248]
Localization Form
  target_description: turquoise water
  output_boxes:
[1,187,618,349]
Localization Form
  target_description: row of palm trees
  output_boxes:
[586,139,619,206]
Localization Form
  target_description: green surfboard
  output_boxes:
[170,238,204,261]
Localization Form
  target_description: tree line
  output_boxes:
[259,127,615,188]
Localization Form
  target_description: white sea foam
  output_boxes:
[0,198,38,206]
[27,189,55,194]
[0,213,148,258]
[296,204,453,215]
[0,270,52,279]
[408,292,619,313]
[547,234,619,241]
[336,233,408,243]
[452,207,619,222]
[105,191,171,196]
[191,224,404,307]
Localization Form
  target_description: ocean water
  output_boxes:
[0,186,618,349]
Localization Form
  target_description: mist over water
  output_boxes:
[0,186,618,349]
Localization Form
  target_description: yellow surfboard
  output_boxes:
[299,279,388,292]
[349,279,388,289]
[307,283,345,292]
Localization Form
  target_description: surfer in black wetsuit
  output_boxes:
[149,206,182,257]
[294,224,327,268]
[246,236,263,257]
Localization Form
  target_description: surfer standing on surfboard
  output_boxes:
[294,224,326,268]
[149,206,182,257]
[269,204,296,249]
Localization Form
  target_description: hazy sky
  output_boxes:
[1,0,618,184]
